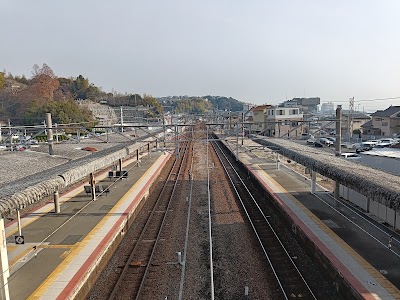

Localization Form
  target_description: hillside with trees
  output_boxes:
[158,95,244,113]
[0,64,163,126]
[203,95,244,111]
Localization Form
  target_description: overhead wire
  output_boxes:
[325,96,400,103]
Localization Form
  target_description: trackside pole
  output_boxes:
[0,218,10,300]
[54,191,60,213]
[17,210,22,236]
[89,173,96,201]
[311,170,316,193]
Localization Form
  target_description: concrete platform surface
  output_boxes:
[4,150,171,300]
[225,136,400,300]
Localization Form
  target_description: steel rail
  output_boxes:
[211,140,317,300]
[107,140,190,300]
[207,132,215,300]
[134,139,191,300]
[178,131,196,299]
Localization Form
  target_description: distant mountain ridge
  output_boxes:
[157,95,244,112]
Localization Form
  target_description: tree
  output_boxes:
[22,99,95,125]
[143,94,163,116]
[72,75,90,99]
[30,63,59,102]
[31,63,55,78]
[30,74,59,102]
[0,72,4,90]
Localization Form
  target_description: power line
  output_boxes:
[327,96,400,103]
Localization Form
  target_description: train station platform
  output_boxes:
[223,136,400,300]
[3,150,171,300]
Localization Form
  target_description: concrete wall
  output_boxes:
[340,185,368,211]
[340,183,399,228]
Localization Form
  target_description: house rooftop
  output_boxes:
[342,111,371,119]
[251,105,271,111]
[371,106,400,117]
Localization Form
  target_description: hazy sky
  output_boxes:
[2,1,399,111]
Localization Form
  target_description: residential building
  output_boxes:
[250,105,271,133]
[343,111,371,135]
[282,97,320,113]
[264,106,304,138]
[362,106,400,138]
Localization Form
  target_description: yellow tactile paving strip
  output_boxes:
[27,154,167,300]
[251,159,400,299]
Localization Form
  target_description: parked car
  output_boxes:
[353,143,372,153]
[318,138,333,147]
[340,153,361,161]
[375,141,393,148]
[300,133,313,140]
[325,137,336,143]
[341,142,356,149]
[314,141,324,147]
[307,138,316,145]
[377,138,396,146]
[362,140,380,147]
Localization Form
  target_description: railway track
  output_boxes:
[211,139,318,299]
[108,139,191,300]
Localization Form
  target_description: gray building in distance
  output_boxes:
[282,97,320,113]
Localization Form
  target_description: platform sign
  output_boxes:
[15,235,24,245]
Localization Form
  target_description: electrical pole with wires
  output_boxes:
[348,97,354,142]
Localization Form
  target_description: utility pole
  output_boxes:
[163,112,166,148]
[236,122,239,161]
[335,105,342,157]
[241,112,244,145]
[120,106,124,133]
[175,124,179,159]
[348,97,354,142]
[46,113,54,155]
[334,105,342,204]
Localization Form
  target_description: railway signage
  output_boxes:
[15,235,24,245]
